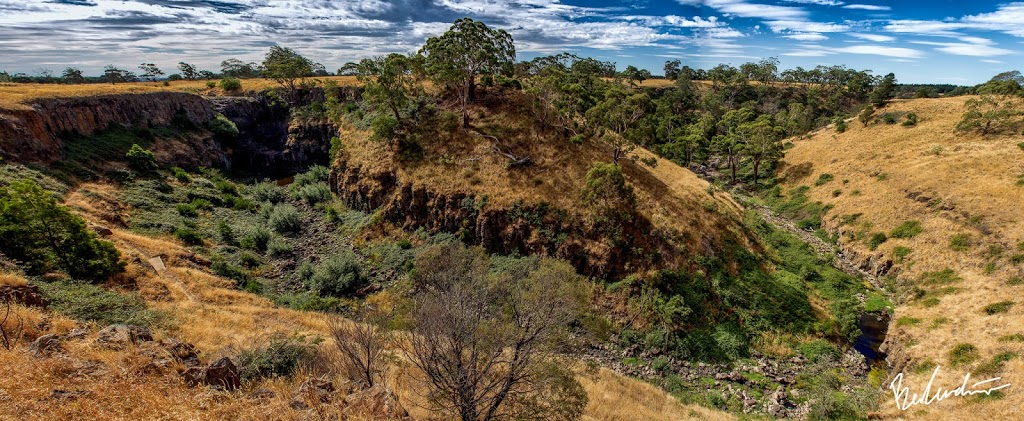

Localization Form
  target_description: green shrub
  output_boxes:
[126,144,157,172]
[949,233,973,251]
[308,253,366,297]
[0,179,124,282]
[948,343,979,367]
[268,204,302,235]
[236,334,316,383]
[239,252,263,269]
[983,301,1015,315]
[218,78,242,91]
[999,333,1024,342]
[1018,142,1024,151]
[218,221,237,246]
[172,167,191,183]
[267,237,293,257]
[205,80,217,88]
[881,113,898,124]
[293,165,330,187]
[293,183,331,205]
[651,356,671,373]
[889,220,922,239]
[208,114,239,138]
[212,259,248,283]
[814,173,834,186]
[895,317,921,326]
[976,352,1017,375]
[250,182,286,204]
[1010,277,1024,286]
[797,339,838,363]
[37,281,159,326]
[174,227,203,245]
[902,112,918,127]
[243,226,273,252]
[920,268,961,285]
[176,203,198,217]
[868,232,888,251]
[893,246,912,263]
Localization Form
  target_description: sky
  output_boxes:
[0,0,1022,84]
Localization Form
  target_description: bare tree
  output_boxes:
[1,299,24,350]
[329,309,391,388]
[403,244,588,421]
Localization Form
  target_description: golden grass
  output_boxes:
[780,96,1024,418]
[0,76,361,111]
[0,273,27,287]
[0,185,734,420]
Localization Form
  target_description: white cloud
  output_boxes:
[835,45,926,58]
[784,33,829,41]
[911,41,1014,56]
[848,33,895,42]
[843,4,891,11]
[676,0,806,20]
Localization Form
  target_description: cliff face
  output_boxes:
[330,156,676,279]
[0,93,216,162]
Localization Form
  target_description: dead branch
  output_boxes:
[0,299,24,351]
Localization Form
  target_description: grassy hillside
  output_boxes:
[778,96,1024,418]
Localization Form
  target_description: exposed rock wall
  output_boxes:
[0,93,216,162]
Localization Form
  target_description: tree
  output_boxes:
[329,309,390,388]
[337,62,359,76]
[405,244,587,421]
[714,107,756,183]
[177,62,199,80]
[581,162,637,235]
[955,95,1023,135]
[857,105,874,127]
[663,59,681,80]
[869,73,897,107]
[0,179,124,282]
[138,63,164,82]
[742,114,785,185]
[585,87,653,164]
[262,46,314,95]
[357,53,423,123]
[61,67,85,84]
[620,65,650,87]
[419,18,516,127]
[221,58,260,78]
[103,65,136,84]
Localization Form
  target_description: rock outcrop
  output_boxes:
[0,93,216,162]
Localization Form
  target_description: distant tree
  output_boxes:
[177,62,199,80]
[262,46,314,96]
[357,53,423,124]
[869,73,897,107]
[419,18,516,127]
[978,71,1024,96]
[858,105,874,127]
[337,62,359,76]
[220,58,260,78]
[714,107,756,183]
[138,63,164,82]
[198,70,217,80]
[581,162,637,230]
[0,71,11,83]
[61,67,85,84]
[103,65,136,84]
[620,65,649,87]
[663,59,681,80]
[955,95,1023,135]
[585,87,654,164]
[742,114,785,185]
[405,244,588,421]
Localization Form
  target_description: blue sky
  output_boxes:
[0,0,1021,84]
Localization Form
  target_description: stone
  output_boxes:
[205,357,241,391]
[0,284,48,308]
[343,385,410,420]
[64,328,88,341]
[29,334,62,357]
[296,378,334,403]
[162,338,200,366]
[91,226,114,237]
[96,324,153,349]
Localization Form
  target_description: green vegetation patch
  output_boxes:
[36,281,161,327]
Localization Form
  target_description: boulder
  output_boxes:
[96,324,153,349]
[0,284,48,308]
[29,334,62,357]
[161,338,200,366]
[343,385,410,420]
[183,357,241,391]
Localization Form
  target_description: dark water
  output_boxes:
[854,312,890,364]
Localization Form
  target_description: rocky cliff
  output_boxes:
[0,93,216,162]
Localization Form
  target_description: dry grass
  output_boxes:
[780,96,1024,418]
[0,273,27,287]
[0,76,361,111]
[0,182,733,420]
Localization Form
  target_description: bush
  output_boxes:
[217,221,237,246]
[208,114,239,138]
[176,203,198,217]
[174,227,203,245]
[889,220,922,239]
[236,334,316,383]
[868,232,888,251]
[814,173,834,186]
[205,80,217,88]
[212,259,248,283]
[126,144,157,172]
[250,182,286,204]
[293,183,331,205]
[293,165,330,187]
[267,237,293,257]
[893,246,912,263]
[37,281,159,326]
[172,167,191,183]
[797,339,838,363]
[218,78,242,91]
[902,112,918,127]
[268,204,303,235]
[948,343,979,367]
[0,179,124,282]
[308,253,366,297]
[242,226,273,251]
[949,233,973,251]
[881,113,898,124]
[983,301,1015,315]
